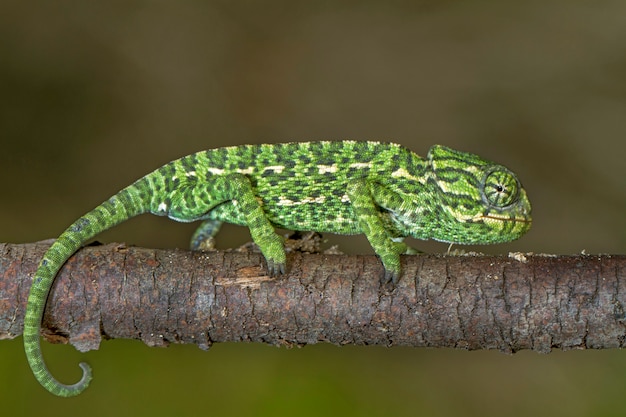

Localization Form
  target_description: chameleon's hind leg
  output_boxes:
[190,219,222,251]
[209,174,286,275]
[167,173,285,275]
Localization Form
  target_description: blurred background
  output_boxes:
[2,1,626,415]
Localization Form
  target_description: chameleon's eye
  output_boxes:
[481,168,520,208]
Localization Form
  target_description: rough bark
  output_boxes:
[1,241,625,354]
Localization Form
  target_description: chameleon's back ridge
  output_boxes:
[24,141,531,396]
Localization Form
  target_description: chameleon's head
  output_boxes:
[426,145,532,244]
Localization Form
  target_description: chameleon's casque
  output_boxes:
[23,141,531,396]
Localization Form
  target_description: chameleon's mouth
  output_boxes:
[480,214,532,223]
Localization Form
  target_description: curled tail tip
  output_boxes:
[78,361,93,384]
[66,362,93,397]
[44,362,93,397]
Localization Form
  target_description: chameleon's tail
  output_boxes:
[23,180,151,397]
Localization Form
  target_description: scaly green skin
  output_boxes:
[24,141,532,396]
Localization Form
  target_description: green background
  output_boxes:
[2,1,626,416]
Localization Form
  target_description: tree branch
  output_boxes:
[1,241,625,354]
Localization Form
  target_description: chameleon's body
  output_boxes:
[23,141,531,396]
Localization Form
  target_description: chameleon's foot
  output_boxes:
[391,239,420,255]
[381,242,420,284]
[266,259,286,276]
[374,242,404,285]
[381,268,400,285]
[255,231,287,276]
[191,237,216,252]
[380,269,398,285]
[190,219,222,251]
[402,246,420,255]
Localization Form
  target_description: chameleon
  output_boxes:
[23,141,532,396]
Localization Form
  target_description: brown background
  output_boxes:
[2,1,625,416]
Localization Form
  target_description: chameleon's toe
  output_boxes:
[376,248,402,285]
[265,259,286,276]
[256,232,286,276]
[381,268,400,285]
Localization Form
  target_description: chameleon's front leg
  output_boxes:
[347,179,410,284]
[212,174,286,275]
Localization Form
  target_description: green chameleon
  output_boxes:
[23,141,531,396]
